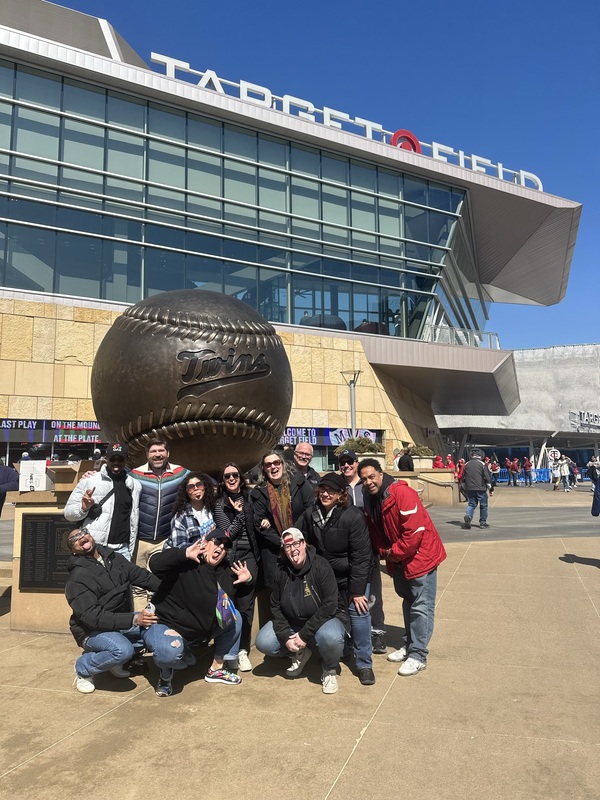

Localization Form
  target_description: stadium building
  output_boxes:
[0,0,582,470]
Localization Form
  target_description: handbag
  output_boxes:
[215,583,239,629]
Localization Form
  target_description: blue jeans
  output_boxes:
[255,618,345,671]
[465,490,488,524]
[143,614,242,673]
[523,470,532,486]
[392,568,438,664]
[76,628,139,678]
[348,583,373,669]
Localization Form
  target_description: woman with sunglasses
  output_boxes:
[213,463,260,672]
[163,471,217,549]
[249,451,314,598]
[297,472,376,686]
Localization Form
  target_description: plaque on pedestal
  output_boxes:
[19,513,72,590]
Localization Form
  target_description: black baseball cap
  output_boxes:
[338,449,357,463]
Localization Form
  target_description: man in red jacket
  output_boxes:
[359,459,446,676]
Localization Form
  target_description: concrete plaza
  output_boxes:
[1,484,599,799]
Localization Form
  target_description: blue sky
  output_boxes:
[58,0,599,350]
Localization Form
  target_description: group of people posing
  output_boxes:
[64,439,446,698]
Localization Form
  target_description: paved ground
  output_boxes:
[1,485,599,798]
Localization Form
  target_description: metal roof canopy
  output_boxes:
[440,427,600,451]
[0,2,582,310]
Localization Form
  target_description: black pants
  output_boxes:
[369,559,386,631]
[232,548,258,652]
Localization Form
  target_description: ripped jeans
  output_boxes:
[142,616,242,673]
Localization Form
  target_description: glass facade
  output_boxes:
[0,59,491,338]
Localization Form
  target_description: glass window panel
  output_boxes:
[188,115,221,151]
[429,211,454,247]
[431,247,447,264]
[147,185,185,212]
[186,231,221,256]
[145,224,184,249]
[61,167,103,197]
[57,207,102,235]
[224,262,257,304]
[187,196,222,221]
[292,250,321,274]
[292,237,320,254]
[148,141,185,187]
[0,60,13,98]
[258,168,287,211]
[404,205,429,243]
[145,247,185,295]
[105,177,144,205]
[224,125,256,160]
[223,160,255,204]
[107,130,144,178]
[258,135,287,168]
[103,241,141,302]
[378,169,400,197]
[0,153,8,175]
[351,191,376,231]
[379,267,403,288]
[258,244,287,270]
[293,274,323,322]
[223,239,257,264]
[63,79,105,121]
[352,262,378,283]
[403,176,428,205]
[10,180,57,201]
[322,154,348,184]
[291,177,319,218]
[322,224,348,246]
[148,104,185,141]
[259,267,288,323]
[9,198,56,226]
[291,145,319,176]
[259,210,287,233]
[15,67,61,109]
[63,119,104,170]
[12,156,58,184]
[379,237,403,257]
[378,198,401,238]
[0,223,5,284]
[103,216,143,242]
[188,151,221,196]
[0,101,12,149]
[186,254,223,292]
[428,182,452,212]
[322,185,348,227]
[352,285,380,326]
[352,231,377,252]
[322,258,350,280]
[15,108,59,159]
[350,161,376,192]
[405,242,430,261]
[107,92,146,131]
[224,202,256,227]
[56,231,102,297]
[6,223,54,292]
[451,190,464,213]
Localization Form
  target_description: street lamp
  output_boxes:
[341,370,361,438]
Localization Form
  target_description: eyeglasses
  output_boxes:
[223,472,240,480]
[295,452,312,460]
[108,456,125,463]
[186,482,205,491]
[283,541,304,551]
[317,487,340,497]
[264,460,282,469]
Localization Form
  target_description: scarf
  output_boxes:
[267,480,293,534]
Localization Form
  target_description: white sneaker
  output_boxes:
[387,646,408,663]
[398,657,427,676]
[321,669,339,694]
[286,647,312,677]
[74,672,95,693]
[237,650,253,672]
[109,665,131,678]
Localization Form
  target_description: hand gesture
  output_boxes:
[231,498,243,512]
[186,539,206,563]
[231,560,251,584]
[81,487,95,511]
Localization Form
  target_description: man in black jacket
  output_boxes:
[65,527,160,694]
[461,450,492,530]
[148,529,251,696]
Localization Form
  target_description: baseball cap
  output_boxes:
[281,527,305,545]
[338,449,357,463]
[107,442,128,460]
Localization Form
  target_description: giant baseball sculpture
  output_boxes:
[91,289,293,474]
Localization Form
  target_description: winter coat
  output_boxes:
[364,479,446,580]
[63,465,141,553]
[0,465,18,494]
[297,503,373,597]
[250,473,314,588]
[461,458,492,492]
[65,545,159,646]
[130,463,188,543]
[271,544,350,645]
[214,492,260,563]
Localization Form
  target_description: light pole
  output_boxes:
[341,370,361,438]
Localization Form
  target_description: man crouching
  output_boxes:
[65,527,161,693]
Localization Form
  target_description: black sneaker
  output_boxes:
[480,522,490,529]
[371,631,387,654]
[464,515,471,530]
[358,668,376,685]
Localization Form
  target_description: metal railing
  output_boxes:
[421,323,500,349]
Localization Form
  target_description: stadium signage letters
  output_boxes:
[152,53,543,191]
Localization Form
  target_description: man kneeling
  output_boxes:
[148,529,251,696]
[65,527,161,694]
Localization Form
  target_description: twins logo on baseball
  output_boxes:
[176,347,271,400]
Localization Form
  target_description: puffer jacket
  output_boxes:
[364,480,446,579]
[130,462,188,543]
[65,545,160,646]
[63,465,141,553]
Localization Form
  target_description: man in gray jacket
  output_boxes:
[461,450,492,530]
[64,443,141,558]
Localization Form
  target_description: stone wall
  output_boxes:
[0,296,444,461]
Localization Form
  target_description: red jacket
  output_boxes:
[366,481,446,579]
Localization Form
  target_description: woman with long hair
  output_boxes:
[213,462,260,672]
[163,471,216,549]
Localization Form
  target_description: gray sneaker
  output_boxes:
[463,515,471,530]
[286,647,312,678]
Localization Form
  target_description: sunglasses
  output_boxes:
[108,456,125,463]
[264,460,282,469]
[223,472,240,480]
[186,481,205,491]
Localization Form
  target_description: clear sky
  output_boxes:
[57,0,599,351]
